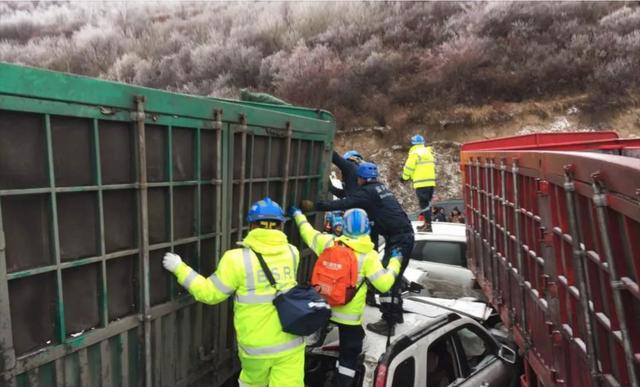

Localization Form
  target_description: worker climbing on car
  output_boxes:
[303,161,414,336]
[162,197,305,387]
[291,206,403,387]
[400,134,436,232]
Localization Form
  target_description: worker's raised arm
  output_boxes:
[316,189,368,212]
[362,250,402,293]
[290,208,335,256]
[332,150,352,174]
[402,151,417,181]
[163,251,238,305]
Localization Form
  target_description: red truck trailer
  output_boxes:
[461,132,640,387]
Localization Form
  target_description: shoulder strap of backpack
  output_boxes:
[251,250,278,291]
[354,252,367,291]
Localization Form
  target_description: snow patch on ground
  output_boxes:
[517,115,594,135]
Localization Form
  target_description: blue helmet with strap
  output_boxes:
[331,213,344,228]
[411,134,425,145]
[343,209,371,237]
[246,197,285,223]
[356,162,379,181]
[342,150,363,161]
[331,214,344,236]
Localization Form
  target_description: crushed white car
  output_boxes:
[305,295,518,387]
[381,222,484,300]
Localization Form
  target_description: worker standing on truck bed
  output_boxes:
[304,162,414,335]
[291,207,403,387]
[162,197,304,387]
[400,134,436,232]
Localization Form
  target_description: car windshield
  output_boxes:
[411,240,466,266]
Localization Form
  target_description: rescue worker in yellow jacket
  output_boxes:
[401,134,436,232]
[290,206,402,387]
[163,197,304,387]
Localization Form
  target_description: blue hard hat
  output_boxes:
[246,197,285,223]
[331,214,344,228]
[356,162,379,180]
[343,150,363,160]
[411,134,425,145]
[343,209,371,237]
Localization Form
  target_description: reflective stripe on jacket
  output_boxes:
[294,213,401,325]
[402,144,436,188]
[173,228,304,359]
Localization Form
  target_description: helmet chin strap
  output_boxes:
[250,220,281,230]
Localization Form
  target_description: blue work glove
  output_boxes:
[289,206,302,218]
[390,248,404,263]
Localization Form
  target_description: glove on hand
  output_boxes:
[163,252,182,273]
[289,206,302,217]
[390,248,404,262]
[301,200,315,212]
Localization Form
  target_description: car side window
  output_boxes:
[454,326,497,375]
[411,241,466,266]
[425,337,458,387]
[391,356,415,387]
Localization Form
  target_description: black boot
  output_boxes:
[366,319,395,336]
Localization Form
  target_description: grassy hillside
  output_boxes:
[1,1,639,131]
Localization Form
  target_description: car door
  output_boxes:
[450,325,513,387]
[424,334,464,387]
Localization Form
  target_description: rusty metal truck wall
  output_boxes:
[462,150,640,387]
[0,63,336,387]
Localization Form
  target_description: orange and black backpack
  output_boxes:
[311,243,363,306]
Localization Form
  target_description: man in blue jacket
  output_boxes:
[311,162,414,335]
[329,150,363,198]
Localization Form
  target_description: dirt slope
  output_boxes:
[332,97,640,212]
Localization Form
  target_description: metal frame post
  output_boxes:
[488,159,500,303]
[0,202,16,387]
[500,159,515,327]
[281,122,293,208]
[475,158,484,282]
[591,176,638,387]
[562,164,600,386]
[134,95,153,387]
[236,115,248,243]
[512,159,527,331]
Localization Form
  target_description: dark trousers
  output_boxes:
[380,232,414,323]
[416,186,434,225]
[334,323,365,387]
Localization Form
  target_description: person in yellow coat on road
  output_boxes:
[163,197,304,387]
[290,206,403,387]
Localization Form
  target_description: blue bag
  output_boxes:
[253,251,331,336]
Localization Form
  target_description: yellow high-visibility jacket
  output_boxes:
[402,144,436,189]
[172,228,303,359]
[294,213,401,325]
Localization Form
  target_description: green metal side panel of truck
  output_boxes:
[0,62,336,387]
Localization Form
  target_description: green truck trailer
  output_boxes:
[0,63,336,387]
